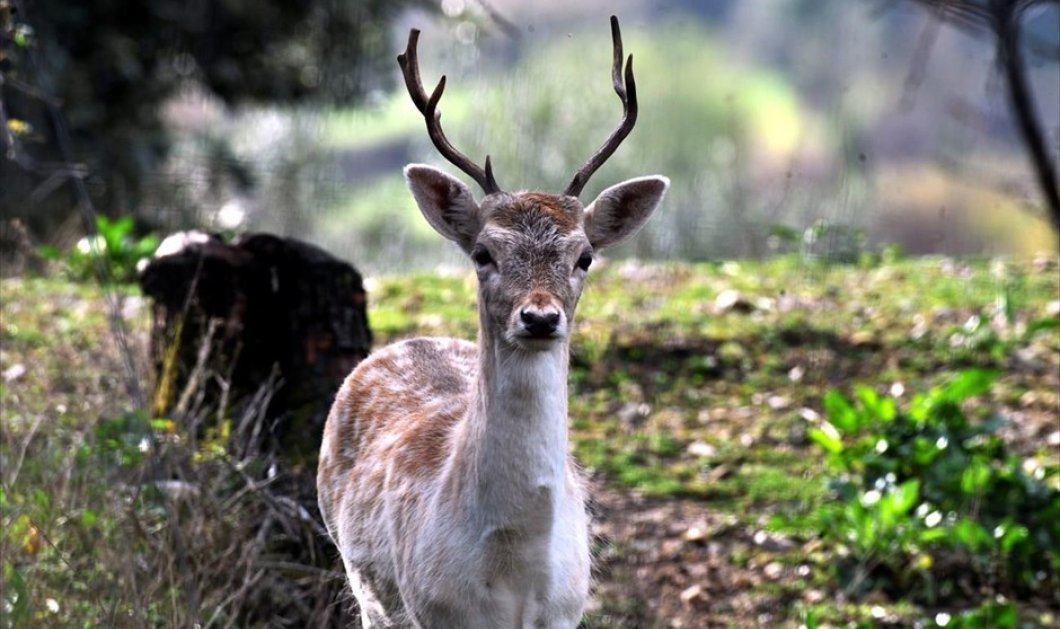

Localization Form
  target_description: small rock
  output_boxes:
[715,289,755,314]
[753,530,795,551]
[682,524,709,543]
[1034,253,1058,274]
[721,261,741,276]
[2,363,26,383]
[617,402,651,428]
[660,539,684,557]
[686,441,716,458]
[766,395,790,410]
[686,562,709,579]
[763,562,784,580]
[679,583,706,606]
[121,296,144,320]
[850,330,877,346]
[1047,300,1060,318]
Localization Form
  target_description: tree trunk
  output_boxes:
[139,231,372,464]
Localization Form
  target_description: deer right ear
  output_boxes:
[405,164,481,253]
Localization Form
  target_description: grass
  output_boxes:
[2,253,1058,626]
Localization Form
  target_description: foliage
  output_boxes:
[770,219,889,266]
[806,369,1060,603]
[39,215,158,283]
[0,0,429,240]
[314,20,826,266]
[0,286,343,626]
[2,256,1057,626]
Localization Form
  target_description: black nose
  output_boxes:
[520,309,561,337]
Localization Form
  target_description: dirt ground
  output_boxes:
[587,482,813,629]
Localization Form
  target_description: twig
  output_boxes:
[903,0,1060,230]
[899,2,944,110]
[175,318,221,417]
[4,412,45,488]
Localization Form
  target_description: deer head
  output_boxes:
[399,16,668,352]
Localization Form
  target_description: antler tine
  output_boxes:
[398,29,502,195]
[563,15,639,198]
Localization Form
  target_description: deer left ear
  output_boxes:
[584,176,669,250]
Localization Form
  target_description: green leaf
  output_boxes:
[1025,317,1060,337]
[893,479,920,516]
[953,518,991,552]
[919,528,949,543]
[960,458,991,494]
[996,524,1029,554]
[80,509,98,527]
[823,390,860,433]
[856,385,896,423]
[803,608,819,629]
[808,424,843,454]
[133,234,160,257]
[38,244,61,260]
[768,224,799,242]
[987,602,1017,628]
[942,369,998,403]
[5,564,29,624]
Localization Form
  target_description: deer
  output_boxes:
[317,16,668,628]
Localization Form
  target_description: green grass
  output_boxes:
[2,254,1058,626]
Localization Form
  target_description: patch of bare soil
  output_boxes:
[587,482,809,629]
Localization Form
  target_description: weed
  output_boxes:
[39,215,158,284]
[804,370,1059,603]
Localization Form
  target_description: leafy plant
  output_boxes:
[40,215,158,283]
[801,219,866,264]
[806,370,1059,603]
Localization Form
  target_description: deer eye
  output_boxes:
[471,246,494,268]
[576,251,593,272]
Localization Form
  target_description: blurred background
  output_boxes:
[3,0,1057,274]
[3,2,1059,627]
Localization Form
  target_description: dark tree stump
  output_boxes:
[139,231,371,463]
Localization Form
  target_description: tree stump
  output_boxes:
[139,231,371,464]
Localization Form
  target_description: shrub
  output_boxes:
[806,369,1059,604]
[40,216,158,283]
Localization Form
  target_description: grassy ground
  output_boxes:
[2,254,1058,627]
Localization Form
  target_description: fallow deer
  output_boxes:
[317,16,668,628]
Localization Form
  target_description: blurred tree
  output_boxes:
[900,0,1060,231]
[0,0,430,245]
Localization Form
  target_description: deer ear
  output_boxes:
[405,164,481,253]
[584,176,669,250]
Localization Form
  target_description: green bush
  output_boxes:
[40,216,158,284]
[806,370,1059,603]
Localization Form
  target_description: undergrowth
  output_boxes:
[2,255,1058,626]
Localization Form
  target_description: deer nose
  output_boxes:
[520,307,561,337]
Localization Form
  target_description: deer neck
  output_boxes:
[448,311,572,531]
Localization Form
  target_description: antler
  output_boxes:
[398,29,502,195]
[563,16,638,198]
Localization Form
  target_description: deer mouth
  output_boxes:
[510,327,566,351]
